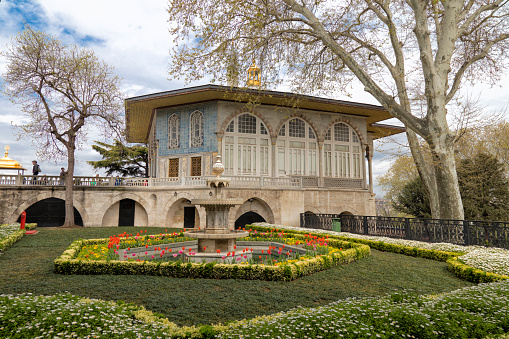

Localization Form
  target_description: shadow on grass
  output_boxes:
[0,227,474,326]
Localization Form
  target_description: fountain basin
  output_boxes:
[184,229,249,253]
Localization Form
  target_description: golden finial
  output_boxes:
[247,60,261,87]
[0,145,26,170]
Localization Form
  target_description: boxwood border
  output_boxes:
[54,235,371,281]
[0,223,37,254]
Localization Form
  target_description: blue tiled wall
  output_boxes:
[156,102,218,156]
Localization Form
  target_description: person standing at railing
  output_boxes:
[91,174,100,186]
[59,167,66,185]
[32,160,41,185]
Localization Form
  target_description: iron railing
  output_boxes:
[300,213,509,249]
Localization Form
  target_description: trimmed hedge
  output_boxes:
[247,225,461,260]
[0,223,37,254]
[54,237,370,281]
[447,256,509,283]
[248,224,509,284]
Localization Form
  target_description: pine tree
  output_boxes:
[458,153,509,221]
[87,140,148,178]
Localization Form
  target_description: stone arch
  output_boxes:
[217,107,274,137]
[322,117,367,146]
[303,207,322,215]
[98,192,152,227]
[233,197,274,225]
[166,197,203,229]
[274,113,319,140]
[8,191,90,226]
[160,191,198,223]
[339,204,358,215]
[302,210,321,228]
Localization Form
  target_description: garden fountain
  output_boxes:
[183,155,250,263]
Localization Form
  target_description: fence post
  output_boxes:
[363,216,368,235]
[463,220,470,246]
[405,218,410,240]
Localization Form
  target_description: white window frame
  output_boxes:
[323,122,362,179]
[276,118,318,177]
[222,113,271,176]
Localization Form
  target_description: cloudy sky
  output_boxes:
[1,0,508,197]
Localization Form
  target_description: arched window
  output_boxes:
[168,114,180,149]
[323,122,362,178]
[190,110,203,148]
[223,113,270,176]
[277,118,318,176]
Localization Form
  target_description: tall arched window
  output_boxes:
[190,110,203,148]
[223,113,270,175]
[323,122,362,178]
[168,114,180,149]
[276,118,318,176]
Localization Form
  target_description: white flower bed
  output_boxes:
[253,223,509,276]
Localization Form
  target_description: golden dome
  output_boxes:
[0,145,26,170]
[247,61,261,87]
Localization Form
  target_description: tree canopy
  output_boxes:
[168,0,509,220]
[87,140,148,178]
[2,27,124,226]
[394,176,432,219]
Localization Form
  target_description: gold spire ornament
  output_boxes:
[247,61,261,87]
[0,145,26,171]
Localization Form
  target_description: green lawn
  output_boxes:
[0,226,474,326]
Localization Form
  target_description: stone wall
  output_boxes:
[0,186,375,228]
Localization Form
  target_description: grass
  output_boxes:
[0,226,474,327]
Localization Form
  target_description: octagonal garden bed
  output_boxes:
[54,228,370,281]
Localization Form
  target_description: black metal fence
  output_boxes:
[300,213,509,249]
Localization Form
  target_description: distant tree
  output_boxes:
[87,140,148,177]
[377,155,418,204]
[458,153,509,221]
[455,121,509,173]
[393,176,432,219]
[393,153,509,220]
[2,27,123,227]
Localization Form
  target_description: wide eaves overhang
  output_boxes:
[125,84,404,143]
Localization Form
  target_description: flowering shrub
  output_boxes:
[218,279,509,338]
[0,223,37,254]
[54,231,370,281]
[0,293,224,338]
[2,280,509,338]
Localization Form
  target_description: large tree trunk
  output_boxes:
[406,130,441,218]
[63,145,76,227]
[431,143,464,220]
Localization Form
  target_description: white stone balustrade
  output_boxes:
[0,174,366,190]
